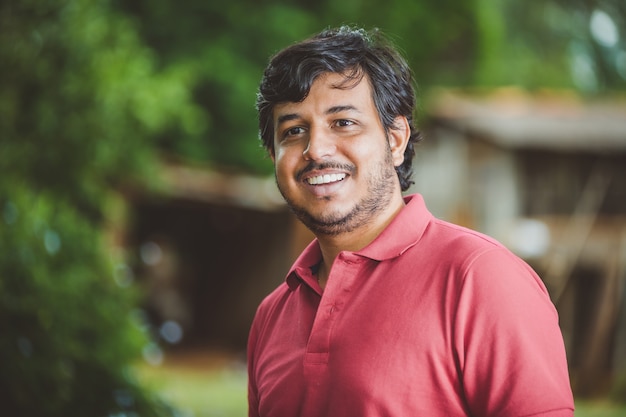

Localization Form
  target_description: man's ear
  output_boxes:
[388,116,411,167]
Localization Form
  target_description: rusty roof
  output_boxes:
[427,89,626,152]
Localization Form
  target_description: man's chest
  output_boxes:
[252,266,466,416]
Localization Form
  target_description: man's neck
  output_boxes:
[315,195,406,289]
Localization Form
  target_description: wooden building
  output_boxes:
[122,164,304,353]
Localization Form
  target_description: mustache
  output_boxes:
[296,161,355,181]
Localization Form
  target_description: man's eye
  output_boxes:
[284,126,305,137]
[335,119,355,127]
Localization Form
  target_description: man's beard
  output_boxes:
[276,150,398,236]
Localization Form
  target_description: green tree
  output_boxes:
[0,187,172,416]
[0,0,195,414]
[474,0,626,92]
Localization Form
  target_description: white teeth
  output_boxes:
[307,173,346,185]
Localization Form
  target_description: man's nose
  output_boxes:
[302,127,336,160]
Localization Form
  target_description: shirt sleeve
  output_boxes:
[454,247,575,417]
[247,306,261,417]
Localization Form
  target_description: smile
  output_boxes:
[307,173,347,185]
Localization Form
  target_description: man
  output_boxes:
[248,26,575,416]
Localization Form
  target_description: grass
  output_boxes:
[574,400,626,417]
[134,349,248,417]
[133,350,626,417]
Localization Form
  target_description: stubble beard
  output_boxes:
[276,150,398,237]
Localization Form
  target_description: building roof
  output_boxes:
[427,89,626,153]
[158,162,285,211]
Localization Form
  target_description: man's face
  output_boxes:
[271,72,407,236]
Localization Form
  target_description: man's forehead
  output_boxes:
[273,72,371,117]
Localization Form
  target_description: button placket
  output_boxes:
[303,255,360,364]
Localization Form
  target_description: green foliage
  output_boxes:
[319,0,480,87]
[0,0,189,415]
[0,0,205,208]
[0,187,172,416]
[473,0,626,92]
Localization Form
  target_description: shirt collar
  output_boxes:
[285,193,432,290]
[356,193,431,261]
[286,240,322,291]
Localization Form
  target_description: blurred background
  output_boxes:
[1,0,625,415]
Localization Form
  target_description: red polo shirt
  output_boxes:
[247,194,574,417]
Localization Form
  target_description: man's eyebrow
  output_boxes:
[276,113,300,126]
[276,105,360,126]
[326,105,359,114]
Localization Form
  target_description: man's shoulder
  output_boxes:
[253,281,292,321]
[425,217,505,253]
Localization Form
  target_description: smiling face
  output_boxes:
[272,72,409,237]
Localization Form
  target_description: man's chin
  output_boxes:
[292,207,359,236]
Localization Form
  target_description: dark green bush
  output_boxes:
[0,187,173,416]
[0,0,191,415]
